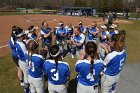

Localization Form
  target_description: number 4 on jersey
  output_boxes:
[86,70,95,81]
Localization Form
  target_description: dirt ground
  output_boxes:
[0,14,133,57]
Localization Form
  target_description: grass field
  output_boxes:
[0,18,140,93]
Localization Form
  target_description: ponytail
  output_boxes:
[54,57,59,73]
[90,53,96,79]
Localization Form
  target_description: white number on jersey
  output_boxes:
[119,58,125,70]
[50,69,59,81]
[29,61,35,72]
[86,70,95,81]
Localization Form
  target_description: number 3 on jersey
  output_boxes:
[51,69,59,81]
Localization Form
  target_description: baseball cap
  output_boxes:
[78,21,82,25]
[58,22,64,26]
[101,25,107,29]
[110,24,117,28]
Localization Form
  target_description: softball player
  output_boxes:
[9,26,24,86]
[15,28,29,93]
[27,25,38,41]
[67,26,85,59]
[109,24,119,37]
[40,21,52,48]
[101,33,127,93]
[65,23,74,55]
[87,21,99,43]
[25,40,45,93]
[43,45,70,93]
[98,25,110,60]
[55,21,67,57]
[78,20,86,34]
[75,41,104,93]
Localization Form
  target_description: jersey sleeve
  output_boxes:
[79,34,85,43]
[104,52,116,66]
[75,60,82,72]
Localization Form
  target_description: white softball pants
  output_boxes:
[18,60,28,84]
[28,75,45,93]
[101,73,120,93]
[77,82,98,93]
[48,81,67,93]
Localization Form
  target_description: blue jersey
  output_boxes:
[99,31,109,43]
[75,59,104,86]
[79,26,86,33]
[25,53,44,78]
[109,30,119,37]
[104,50,127,76]
[41,28,52,43]
[72,34,85,50]
[28,33,38,40]
[9,37,18,57]
[109,31,115,37]
[56,27,67,40]
[88,27,98,40]
[16,40,27,62]
[65,26,74,35]
[43,60,70,85]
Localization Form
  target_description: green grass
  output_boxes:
[0,19,140,93]
[119,20,140,63]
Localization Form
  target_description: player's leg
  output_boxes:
[56,84,67,93]
[28,75,36,93]
[19,60,29,93]
[76,50,80,59]
[101,74,118,93]
[17,67,24,86]
[48,82,56,93]
[12,56,24,85]
[71,45,76,58]
[34,77,45,93]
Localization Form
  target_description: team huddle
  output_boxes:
[9,20,127,93]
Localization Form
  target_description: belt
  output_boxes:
[93,85,98,89]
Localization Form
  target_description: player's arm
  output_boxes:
[72,35,85,46]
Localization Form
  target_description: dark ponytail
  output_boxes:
[85,41,97,78]
[49,45,60,73]
[90,53,94,75]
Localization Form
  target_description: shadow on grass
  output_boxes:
[67,79,78,93]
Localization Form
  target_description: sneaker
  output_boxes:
[72,55,74,59]
[20,82,24,86]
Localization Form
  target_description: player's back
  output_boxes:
[75,59,104,86]
[25,53,45,78]
[104,49,127,76]
[43,60,70,85]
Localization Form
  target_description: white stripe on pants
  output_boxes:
[77,82,98,93]
[48,81,67,93]
[101,73,120,93]
[28,75,45,93]
[18,60,28,84]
